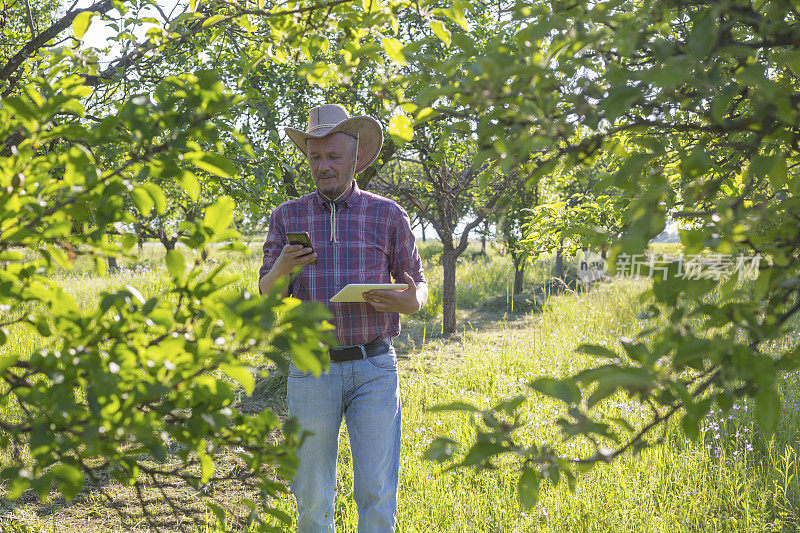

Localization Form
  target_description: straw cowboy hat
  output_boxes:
[285,104,384,174]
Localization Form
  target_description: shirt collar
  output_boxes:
[315,180,361,211]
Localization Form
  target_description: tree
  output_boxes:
[409,0,800,511]
[522,157,628,280]
[374,128,512,335]
[0,0,417,528]
[497,171,539,295]
[364,4,525,335]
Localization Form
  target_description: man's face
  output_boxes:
[307,133,360,200]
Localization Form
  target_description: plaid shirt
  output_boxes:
[259,181,425,346]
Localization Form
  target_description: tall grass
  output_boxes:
[414,241,553,320]
[237,278,798,532]
[2,243,799,532]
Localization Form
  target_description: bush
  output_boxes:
[417,241,443,263]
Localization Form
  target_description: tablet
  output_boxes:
[330,283,408,303]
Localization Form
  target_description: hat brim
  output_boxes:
[284,116,384,174]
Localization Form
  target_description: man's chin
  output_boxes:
[317,183,346,199]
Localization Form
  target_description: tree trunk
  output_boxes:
[555,241,564,279]
[421,222,426,243]
[601,247,607,259]
[107,256,119,272]
[160,234,177,252]
[441,249,457,336]
[513,262,525,295]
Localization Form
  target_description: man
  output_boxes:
[258,104,428,532]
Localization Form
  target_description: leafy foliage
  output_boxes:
[0,58,339,528]
[4,0,800,522]
[410,0,800,509]
[0,0,413,528]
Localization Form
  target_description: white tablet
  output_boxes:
[330,283,408,303]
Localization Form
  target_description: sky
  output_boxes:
[72,0,185,61]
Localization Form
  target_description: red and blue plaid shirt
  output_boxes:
[259,181,426,346]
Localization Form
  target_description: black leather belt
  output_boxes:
[329,339,391,363]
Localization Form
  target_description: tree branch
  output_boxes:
[0,0,114,83]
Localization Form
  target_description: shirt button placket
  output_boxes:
[333,215,343,345]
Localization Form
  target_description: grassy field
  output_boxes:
[1,242,799,531]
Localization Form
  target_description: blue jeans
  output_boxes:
[287,345,401,533]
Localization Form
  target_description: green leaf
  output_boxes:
[202,14,225,28]
[717,392,733,412]
[388,115,413,145]
[783,49,800,77]
[51,464,84,500]
[131,187,153,216]
[221,363,255,395]
[576,344,618,359]
[141,183,166,214]
[681,148,713,178]
[73,11,96,39]
[35,317,52,337]
[186,151,237,178]
[179,171,200,202]
[93,255,108,277]
[165,250,185,278]
[769,153,788,190]
[42,220,72,238]
[756,388,781,435]
[381,37,407,66]
[2,467,29,499]
[31,473,55,501]
[517,467,540,510]
[682,411,700,440]
[207,501,226,528]
[430,20,451,46]
[445,2,468,31]
[497,395,526,414]
[262,507,291,526]
[204,196,235,233]
[120,234,137,251]
[414,107,436,125]
[753,268,771,301]
[711,85,739,123]
[688,12,717,58]
[0,251,23,261]
[602,86,641,122]
[529,377,581,404]
[199,452,214,483]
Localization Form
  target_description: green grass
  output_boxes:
[241,278,797,532]
[1,243,799,532]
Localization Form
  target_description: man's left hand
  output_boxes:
[363,272,425,315]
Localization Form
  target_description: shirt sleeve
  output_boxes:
[388,205,426,285]
[259,206,289,295]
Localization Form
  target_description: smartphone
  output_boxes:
[286,231,317,265]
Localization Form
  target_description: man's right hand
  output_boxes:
[259,244,317,297]
[271,244,317,277]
